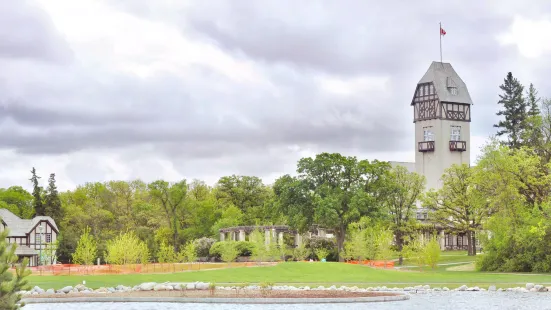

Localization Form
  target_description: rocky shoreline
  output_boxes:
[19,281,550,298]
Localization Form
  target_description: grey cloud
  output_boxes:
[0,0,73,63]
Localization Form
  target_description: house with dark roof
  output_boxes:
[0,209,59,267]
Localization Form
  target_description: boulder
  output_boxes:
[186,283,196,290]
[457,285,468,291]
[46,289,55,294]
[139,282,156,291]
[195,282,210,290]
[60,286,73,294]
[526,283,535,290]
[488,286,496,291]
[75,284,87,291]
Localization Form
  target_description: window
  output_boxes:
[46,233,52,243]
[429,84,434,95]
[451,125,461,141]
[423,127,434,141]
[449,87,457,95]
[35,233,41,244]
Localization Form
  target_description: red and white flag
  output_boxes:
[440,26,446,36]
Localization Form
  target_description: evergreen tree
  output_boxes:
[526,83,541,117]
[0,229,31,309]
[29,167,44,216]
[44,173,63,223]
[494,72,528,149]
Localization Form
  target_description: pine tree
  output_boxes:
[0,229,31,309]
[526,83,541,117]
[494,72,528,149]
[44,173,63,223]
[29,167,44,216]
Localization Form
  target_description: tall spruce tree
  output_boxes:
[29,167,44,216]
[44,173,63,224]
[526,83,541,117]
[494,72,528,149]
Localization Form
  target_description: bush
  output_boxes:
[194,237,216,257]
[304,236,337,261]
[235,241,255,256]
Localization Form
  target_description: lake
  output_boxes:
[24,292,550,310]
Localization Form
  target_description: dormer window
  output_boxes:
[450,87,457,95]
[447,77,458,95]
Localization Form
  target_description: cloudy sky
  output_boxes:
[1,0,551,191]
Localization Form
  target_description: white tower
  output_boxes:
[412,61,473,191]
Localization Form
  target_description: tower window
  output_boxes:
[451,126,461,141]
[423,127,434,141]
[450,87,458,95]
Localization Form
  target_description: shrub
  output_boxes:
[194,237,216,257]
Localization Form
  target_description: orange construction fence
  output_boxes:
[345,260,395,268]
[27,261,271,276]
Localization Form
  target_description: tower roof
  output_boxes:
[418,61,473,105]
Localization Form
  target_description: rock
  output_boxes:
[443,287,449,291]
[186,283,196,290]
[95,287,109,293]
[195,282,209,290]
[488,285,496,291]
[139,282,156,291]
[154,284,167,291]
[75,284,87,291]
[60,286,73,294]
[173,284,183,291]
[457,285,468,291]
[530,288,537,292]
[498,288,504,292]
[46,289,55,294]
[526,283,535,290]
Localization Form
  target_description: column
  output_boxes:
[439,230,445,250]
[239,230,246,241]
[230,231,235,241]
[278,232,284,245]
[295,233,302,247]
[220,232,225,241]
[265,229,270,245]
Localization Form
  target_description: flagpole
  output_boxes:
[439,22,443,63]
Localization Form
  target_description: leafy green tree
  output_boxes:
[424,236,441,269]
[148,180,188,252]
[375,228,394,266]
[249,229,268,263]
[43,240,59,265]
[211,205,243,237]
[29,167,44,216]
[423,164,494,256]
[381,165,425,265]
[292,242,310,261]
[219,241,239,265]
[494,72,528,149]
[105,231,149,265]
[180,240,197,265]
[157,242,177,263]
[72,227,97,265]
[44,173,63,224]
[274,153,391,261]
[0,187,34,219]
[0,229,31,309]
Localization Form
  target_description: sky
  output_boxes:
[1,0,551,191]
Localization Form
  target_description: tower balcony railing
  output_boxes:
[449,140,467,152]
[418,141,435,152]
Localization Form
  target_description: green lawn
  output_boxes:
[27,262,551,290]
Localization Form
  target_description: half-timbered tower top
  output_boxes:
[413,61,473,106]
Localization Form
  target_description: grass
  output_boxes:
[26,261,551,290]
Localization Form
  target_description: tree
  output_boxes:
[72,227,97,265]
[0,229,31,309]
[180,240,197,265]
[526,83,541,118]
[274,153,390,261]
[494,72,528,149]
[375,228,394,266]
[148,180,188,252]
[381,165,425,265]
[219,241,239,265]
[422,164,494,256]
[29,167,44,216]
[157,242,176,263]
[105,231,149,265]
[43,240,59,265]
[0,187,34,219]
[249,229,268,263]
[44,173,63,224]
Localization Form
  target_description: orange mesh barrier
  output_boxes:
[345,260,394,268]
[25,261,269,276]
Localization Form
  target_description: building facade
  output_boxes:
[0,209,59,267]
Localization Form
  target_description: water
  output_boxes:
[24,292,551,310]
